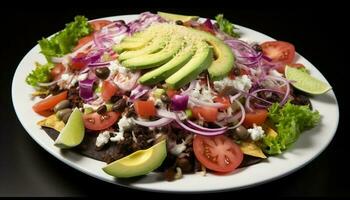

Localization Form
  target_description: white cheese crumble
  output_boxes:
[170,140,187,156]
[190,82,213,102]
[61,73,71,81]
[213,75,252,93]
[77,73,88,81]
[247,124,265,141]
[110,131,125,142]
[118,115,135,132]
[96,131,111,147]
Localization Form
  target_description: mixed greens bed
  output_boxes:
[27,12,331,181]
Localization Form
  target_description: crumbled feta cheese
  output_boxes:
[70,76,78,87]
[190,82,213,102]
[170,140,187,156]
[247,124,265,141]
[270,69,283,77]
[118,115,135,132]
[61,73,71,81]
[108,61,119,74]
[117,65,130,74]
[213,75,252,93]
[110,131,124,142]
[96,131,111,147]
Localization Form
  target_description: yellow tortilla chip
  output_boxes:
[37,114,65,132]
[239,141,267,159]
[262,123,278,138]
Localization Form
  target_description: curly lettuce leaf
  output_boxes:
[215,14,240,38]
[39,16,92,61]
[262,102,320,155]
[25,62,54,87]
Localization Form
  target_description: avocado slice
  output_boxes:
[118,36,169,61]
[158,11,199,22]
[139,44,196,85]
[102,140,167,178]
[191,29,235,80]
[121,36,184,70]
[166,41,213,89]
[113,41,148,54]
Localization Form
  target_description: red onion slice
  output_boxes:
[133,117,173,127]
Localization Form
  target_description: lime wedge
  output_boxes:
[102,140,167,178]
[157,11,199,22]
[54,108,85,149]
[285,66,331,95]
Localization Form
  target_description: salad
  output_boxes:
[27,12,330,181]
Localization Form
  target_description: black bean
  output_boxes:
[56,108,73,120]
[235,125,249,140]
[97,105,107,115]
[252,44,262,52]
[160,94,171,103]
[291,94,312,110]
[175,20,183,25]
[125,107,136,118]
[95,67,110,80]
[112,99,127,112]
[110,95,122,103]
[232,67,241,76]
[54,100,70,113]
[163,168,176,181]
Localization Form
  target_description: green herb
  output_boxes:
[38,16,92,61]
[25,62,54,86]
[262,102,320,155]
[215,14,240,38]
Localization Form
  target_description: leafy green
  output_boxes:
[25,62,54,86]
[262,102,320,155]
[215,14,240,38]
[38,16,92,61]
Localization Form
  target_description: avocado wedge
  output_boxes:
[166,41,213,89]
[139,44,196,85]
[118,36,169,61]
[122,36,184,69]
[102,140,167,178]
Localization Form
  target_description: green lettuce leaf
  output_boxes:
[25,62,54,87]
[215,14,240,38]
[262,101,320,155]
[38,16,92,61]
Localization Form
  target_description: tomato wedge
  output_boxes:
[193,135,243,173]
[73,35,93,52]
[134,100,156,118]
[83,111,120,131]
[101,81,118,102]
[243,109,268,128]
[90,20,113,31]
[32,91,68,114]
[261,41,295,64]
[50,63,65,81]
[191,106,218,122]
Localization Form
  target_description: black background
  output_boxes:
[0,4,348,197]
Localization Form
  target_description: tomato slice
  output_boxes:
[32,91,68,114]
[243,109,268,128]
[191,106,218,122]
[101,80,118,102]
[261,41,295,64]
[50,63,65,81]
[73,35,93,52]
[83,111,120,131]
[134,100,156,118]
[193,135,243,173]
[213,96,231,110]
[90,20,113,31]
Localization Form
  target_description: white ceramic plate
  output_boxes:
[12,14,339,193]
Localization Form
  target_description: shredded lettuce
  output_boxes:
[262,102,320,155]
[215,14,240,38]
[25,62,54,87]
[38,16,92,61]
